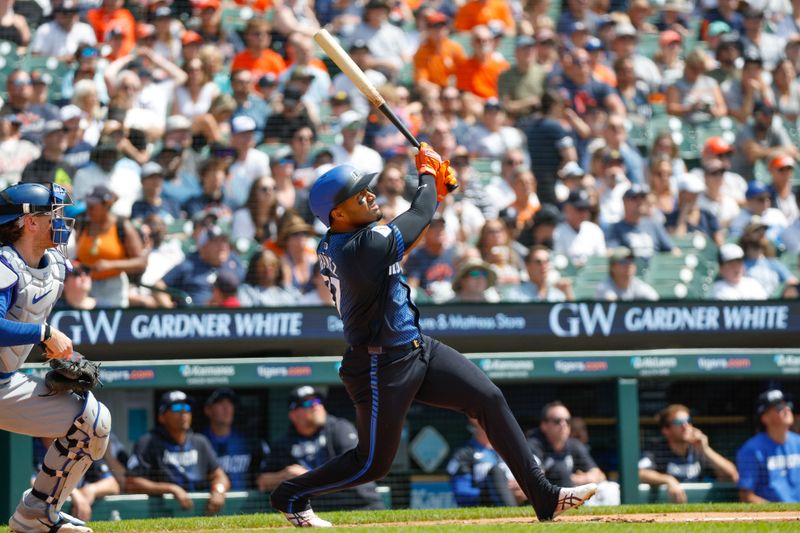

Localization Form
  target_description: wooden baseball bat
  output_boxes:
[313,29,420,150]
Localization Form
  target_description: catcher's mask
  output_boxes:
[0,183,75,255]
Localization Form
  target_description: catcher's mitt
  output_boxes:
[45,352,102,395]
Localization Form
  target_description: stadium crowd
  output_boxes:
[0,0,797,308]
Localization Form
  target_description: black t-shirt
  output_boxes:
[527,429,598,488]
[525,117,575,205]
[127,427,220,491]
[264,415,383,511]
[639,439,712,482]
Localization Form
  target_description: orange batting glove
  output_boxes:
[435,162,459,201]
[415,142,443,177]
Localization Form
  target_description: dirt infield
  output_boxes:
[363,511,800,527]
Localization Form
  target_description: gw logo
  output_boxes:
[548,303,617,337]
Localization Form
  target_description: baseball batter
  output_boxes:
[270,145,597,527]
[0,183,111,533]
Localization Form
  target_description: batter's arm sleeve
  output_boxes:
[390,173,437,244]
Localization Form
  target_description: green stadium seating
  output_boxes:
[221,7,256,33]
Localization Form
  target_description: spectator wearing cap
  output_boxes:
[0,113,40,188]
[150,5,182,63]
[329,110,383,174]
[595,247,659,301]
[30,0,96,61]
[413,11,466,95]
[184,158,232,219]
[737,390,800,502]
[231,19,287,80]
[223,115,270,210]
[331,40,387,117]
[280,33,331,109]
[156,222,243,306]
[87,0,136,57]
[132,161,181,223]
[554,188,606,267]
[230,70,269,144]
[159,114,204,205]
[665,48,727,124]
[194,0,241,61]
[466,99,525,159]
[741,8,786,70]
[278,214,317,293]
[740,219,799,297]
[767,154,799,223]
[606,184,678,260]
[771,58,800,123]
[710,243,769,299]
[722,51,775,124]
[20,120,75,189]
[701,0,744,41]
[455,24,509,99]
[453,0,513,34]
[730,100,800,181]
[584,37,616,89]
[506,246,573,302]
[524,90,578,206]
[127,391,230,513]
[262,83,316,144]
[258,385,385,510]
[449,257,501,303]
[655,30,685,87]
[404,216,458,302]
[655,0,691,34]
[497,35,545,121]
[548,47,625,118]
[555,161,590,203]
[58,262,96,310]
[555,0,598,36]
[60,105,93,170]
[699,136,747,203]
[639,403,738,504]
[729,181,789,241]
[697,158,741,229]
[209,269,242,308]
[287,126,317,188]
[75,184,147,307]
[343,0,409,80]
[610,23,662,92]
[709,32,742,86]
[28,70,61,126]
[665,172,723,246]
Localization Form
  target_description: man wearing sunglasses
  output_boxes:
[640,403,738,503]
[126,390,230,515]
[257,386,384,512]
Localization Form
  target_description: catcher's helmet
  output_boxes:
[0,183,74,252]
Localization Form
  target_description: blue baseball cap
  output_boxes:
[309,164,377,226]
[745,181,769,199]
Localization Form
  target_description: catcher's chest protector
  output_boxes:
[0,247,67,373]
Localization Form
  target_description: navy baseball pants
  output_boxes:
[270,335,560,519]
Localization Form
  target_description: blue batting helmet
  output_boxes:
[308,165,377,226]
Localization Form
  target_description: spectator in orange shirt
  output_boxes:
[231,19,287,79]
[413,12,467,97]
[233,0,273,13]
[456,25,509,99]
[453,0,515,36]
[87,0,136,57]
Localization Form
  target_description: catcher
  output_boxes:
[0,183,109,533]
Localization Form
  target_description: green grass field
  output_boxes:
[4,503,796,533]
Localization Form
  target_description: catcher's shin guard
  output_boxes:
[30,392,111,511]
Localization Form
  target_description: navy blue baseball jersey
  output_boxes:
[639,439,713,482]
[203,428,265,491]
[127,427,220,491]
[318,222,421,348]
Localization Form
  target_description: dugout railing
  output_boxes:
[2,347,799,519]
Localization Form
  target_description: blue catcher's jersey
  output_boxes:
[318,222,421,348]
